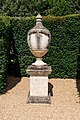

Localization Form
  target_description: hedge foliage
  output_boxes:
[0,0,80,16]
[0,16,10,93]
[10,17,35,76]
[10,14,80,78]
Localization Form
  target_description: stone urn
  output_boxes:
[27,14,51,66]
[27,14,52,103]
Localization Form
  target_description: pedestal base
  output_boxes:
[27,94,51,104]
[26,65,52,104]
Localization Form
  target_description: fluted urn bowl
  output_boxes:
[27,14,51,66]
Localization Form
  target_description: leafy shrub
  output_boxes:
[0,16,10,93]
[10,17,35,76]
[0,0,80,16]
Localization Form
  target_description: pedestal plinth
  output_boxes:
[26,65,52,103]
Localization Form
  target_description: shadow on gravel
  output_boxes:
[48,82,53,96]
[76,45,80,98]
[6,76,21,92]
[76,79,80,98]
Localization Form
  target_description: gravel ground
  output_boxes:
[0,76,80,120]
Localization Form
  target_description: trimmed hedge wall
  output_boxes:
[43,14,80,78]
[0,16,10,93]
[10,17,35,76]
[11,14,80,78]
[0,0,80,16]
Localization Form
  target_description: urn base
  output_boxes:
[32,58,47,66]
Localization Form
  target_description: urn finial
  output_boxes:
[36,13,42,22]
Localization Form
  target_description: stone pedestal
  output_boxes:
[26,65,52,103]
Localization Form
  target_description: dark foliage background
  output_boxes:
[0,16,10,93]
[0,0,80,16]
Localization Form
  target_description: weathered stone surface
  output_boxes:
[27,14,51,51]
[26,65,52,103]
[27,94,51,104]
[30,76,48,96]
[26,65,52,76]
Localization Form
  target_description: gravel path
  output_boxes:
[0,77,80,120]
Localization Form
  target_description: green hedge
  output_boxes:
[10,17,35,76]
[0,16,10,93]
[0,0,80,16]
[11,14,80,78]
[43,14,80,78]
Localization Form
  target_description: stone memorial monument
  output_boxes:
[26,14,52,103]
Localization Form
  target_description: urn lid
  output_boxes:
[28,14,51,39]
